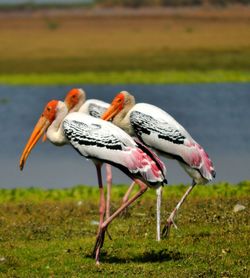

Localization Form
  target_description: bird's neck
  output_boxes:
[47,103,68,145]
[113,102,135,136]
[78,101,89,114]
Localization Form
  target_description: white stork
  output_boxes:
[19,99,167,264]
[101,91,216,238]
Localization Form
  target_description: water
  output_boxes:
[0,0,92,5]
[0,84,250,188]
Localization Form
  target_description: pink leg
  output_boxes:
[93,178,148,265]
[122,181,135,204]
[162,181,196,238]
[95,164,106,235]
[120,181,136,217]
[124,183,162,242]
[105,164,112,219]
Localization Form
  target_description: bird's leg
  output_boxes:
[156,186,162,242]
[119,181,136,217]
[105,164,112,219]
[104,164,112,240]
[95,164,106,235]
[93,178,148,265]
[162,181,196,238]
[122,181,135,204]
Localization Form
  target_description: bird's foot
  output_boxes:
[92,227,106,263]
[161,215,178,238]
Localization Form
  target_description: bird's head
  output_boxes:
[101,91,134,121]
[19,100,59,171]
[64,88,86,112]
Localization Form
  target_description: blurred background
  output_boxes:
[0,0,249,188]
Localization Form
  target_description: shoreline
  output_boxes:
[1,5,250,19]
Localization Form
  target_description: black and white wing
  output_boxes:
[129,103,215,181]
[63,113,166,185]
[130,103,192,153]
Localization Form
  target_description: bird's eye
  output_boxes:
[47,107,51,111]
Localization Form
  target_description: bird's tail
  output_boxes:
[134,138,167,183]
[195,143,216,182]
[128,146,167,187]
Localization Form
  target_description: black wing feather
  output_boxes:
[63,120,123,150]
[130,111,185,145]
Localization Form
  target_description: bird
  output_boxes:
[19,99,167,264]
[64,88,163,238]
[64,88,109,119]
[101,90,216,238]
[65,89,168,242]
[21,88,112,236]
[64,88,112,218]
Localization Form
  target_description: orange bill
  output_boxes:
[19,115,50,171]
[101,92,124,121]
[101,103,120,121]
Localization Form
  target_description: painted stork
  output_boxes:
[64,88,112,218]
[19,99,167,264]
[64,88,164,238]
[101,91,216,237]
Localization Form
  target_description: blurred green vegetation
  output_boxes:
[0,181,249,203]
[1,70,250,85]
[0,5,250,84]
[2,49,250,74]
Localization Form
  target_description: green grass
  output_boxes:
[2,49,250,74]
[0,182,249,276]
[1,70,250,85]
[0,181,249,203]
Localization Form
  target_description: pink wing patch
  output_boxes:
[124,147,166,186]
[185,141,215,181]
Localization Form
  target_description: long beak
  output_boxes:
[101,104,120,121]
[42,134,47,142]
[19,115,50,171]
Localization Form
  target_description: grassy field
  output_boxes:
[1,6,250,84]
[0,182,249,277]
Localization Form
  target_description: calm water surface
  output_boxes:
[0,84,250,188]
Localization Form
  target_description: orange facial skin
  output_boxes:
[64,88,81,111]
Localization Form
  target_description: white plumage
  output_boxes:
[64,88,112,218]
[79,99,109,118]
[128,102,215,183]
[63,112,166,186]
[19,99,167,264]
[102,91,215,237]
